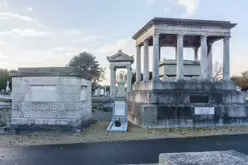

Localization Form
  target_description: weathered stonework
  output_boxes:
[10,67,92,129]
[159,150,248,165]
[128,81,248,128]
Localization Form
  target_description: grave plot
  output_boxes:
[106,100,128,132]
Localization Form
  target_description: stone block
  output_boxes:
[12,93,25,102]
[57,85,81,94]
[22,102,65,111]
[228,105,246,117]
[12,101,22,110]
[28,77,59,85]
[11,70,92,129]
[62,94,80,102]
[166,119,179,128]
[159,150,248,165]
[179,119,193,128]
[58,77,81,85]
[11,85,30,94]
[11,110,24,118]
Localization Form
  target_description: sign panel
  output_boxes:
[30,86,57,102]
[114,101,125,116]
[194,107,215,115]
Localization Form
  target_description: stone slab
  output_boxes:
[10,67,84,78]
[107,100,128,132]
[159,150,248,165]
[106,121,128,132]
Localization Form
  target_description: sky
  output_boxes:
[0,0,248,85]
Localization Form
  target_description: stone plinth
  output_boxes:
[128,80,248,128]
[159,150,248,165]
[10,67,92,130]
[116,80,126,97]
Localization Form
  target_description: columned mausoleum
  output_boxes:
[128,17,248,128]
[133,17,233,83]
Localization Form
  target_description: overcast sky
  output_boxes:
[0,0,247,84]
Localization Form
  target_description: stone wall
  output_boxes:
[11,76,92,129]
[128,81,248,128]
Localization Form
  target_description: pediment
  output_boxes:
[107,50,134,63]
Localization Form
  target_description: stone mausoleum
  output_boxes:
[127,17,248,128]
[10,67,92,130]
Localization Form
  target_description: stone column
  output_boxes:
[113,69,116,96]
[159,46,161,61]
[175,46,177,60]
[176,34,184,80]
[136,45,141,83]
[223,37,230,80]
[207,43,213,81]
[194,47,198,61]
[143,39,149,82]
[127,65,132,92]
[110,66,115,97]
[152,34,160,81]
[200,35,208,80]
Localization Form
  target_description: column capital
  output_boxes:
[153,33,160,39]
[109,66,115,70]
[201,35,208,39]
[177,33,185,37]
[223,36,231,42]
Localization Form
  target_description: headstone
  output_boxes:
[116,81,126,97]
[106,100,128,132]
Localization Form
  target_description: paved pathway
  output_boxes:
[1,134,248,165]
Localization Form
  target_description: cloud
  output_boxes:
[0,12,44,28]
[27,7,33,12]
[0,1,8,8]
[11,29,51,37]
[72,35,105,44]
[94,38,135,55]
[177,0,198,17]
[146,0,155,6]
[0,29,51,37]
[63,29,82,36]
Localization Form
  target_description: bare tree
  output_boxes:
[231,71,248,91]
[213,62,223,82]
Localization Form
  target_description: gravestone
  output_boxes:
[116,72,126,97]
[106,100,128,132]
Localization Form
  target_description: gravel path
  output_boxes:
[1,122,248,147]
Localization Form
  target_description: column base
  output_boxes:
[175,78,184,82]
[151,77,160,82]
